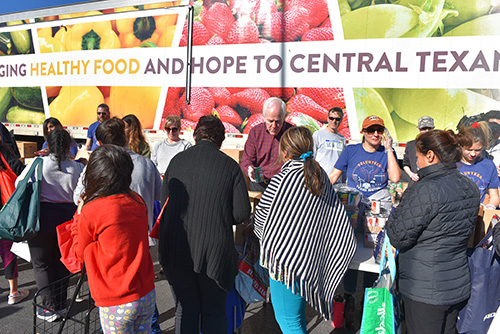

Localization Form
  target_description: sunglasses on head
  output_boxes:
[329,117,342,121]
[364,127,385,134]
[165,127,179,132]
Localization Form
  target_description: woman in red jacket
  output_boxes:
[72,144,156,334]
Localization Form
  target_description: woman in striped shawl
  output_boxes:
[254,126,356,333]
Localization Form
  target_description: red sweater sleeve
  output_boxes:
[75,194,155,307]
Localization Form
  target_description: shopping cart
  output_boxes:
[33,267,101,334]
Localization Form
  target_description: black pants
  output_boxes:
[403,296,467,334]
[249,181,267,192]
[28,202,76,311]
[165,267,228,334]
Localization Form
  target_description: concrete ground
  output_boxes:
[0,244,363,334]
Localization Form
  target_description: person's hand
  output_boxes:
[77,199,84,214]
[247,166,256,183]
[383,129,393,152]
[497,165,500,178]
[410,172,419,182]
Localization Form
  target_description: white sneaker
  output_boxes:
[36,308,60,322]
[8,289,29,305]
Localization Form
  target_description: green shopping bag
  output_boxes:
[360,234,401,334]
[0,158,43,242]
[361,287,396,333]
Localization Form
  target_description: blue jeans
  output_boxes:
[269,279,306,334]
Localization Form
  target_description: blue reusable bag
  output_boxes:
[0,158,43,242]
[361,234,401,334]
[457,230,500,334]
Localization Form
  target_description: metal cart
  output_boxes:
[33,268,101,334]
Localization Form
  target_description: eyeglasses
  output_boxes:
[165,127,179,132]
[97,112,108,115]
[329,117,342,122]
[364,127,385,134]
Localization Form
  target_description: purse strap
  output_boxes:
[0,152,13,172]
[16,157,43,187]
[155,198,169,225]
[379,233,398,282]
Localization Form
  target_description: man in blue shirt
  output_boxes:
[84,104,110,151]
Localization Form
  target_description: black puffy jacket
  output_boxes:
[386,162,480,306]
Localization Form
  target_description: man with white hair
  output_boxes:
[241,97,294,192]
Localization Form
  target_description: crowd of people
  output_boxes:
[1,99,500,334]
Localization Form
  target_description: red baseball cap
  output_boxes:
[360,116,385,133]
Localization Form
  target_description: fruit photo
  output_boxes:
[340,0,500,39]
[37,10,179,53]
[161,86,349,137]
[0,87,44,124]
[47,86,161,128]
[0,21,34,55]
[353,87,500,142]
[180,0,334,46]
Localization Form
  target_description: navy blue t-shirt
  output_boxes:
[457,158,499,202]
[334,143,396,198]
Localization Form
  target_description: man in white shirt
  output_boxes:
[313,107,346,178]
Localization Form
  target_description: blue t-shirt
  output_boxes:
[42,140,79,157]
[334,143,396,198]
[457,158,499,202]
[87,121,100,151]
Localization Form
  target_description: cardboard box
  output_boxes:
[75,150,91,161]
[468,207,500,247]
[17,141,37,158]
[248,191,262,213]
[222,149,244,164]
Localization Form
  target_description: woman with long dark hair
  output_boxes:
[40,117,79,157]
[122,114,151,158]
[17,129,84,321]
[72,145,156,334]
[254,126,356,333]
[386,129,480,334]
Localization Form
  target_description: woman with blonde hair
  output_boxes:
[151,115,192,175]
[122,114,151,158]
[254,126,356,333]
[457,121,499,208]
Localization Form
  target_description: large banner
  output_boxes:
[0,0,499,141]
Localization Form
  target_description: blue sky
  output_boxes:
[0,0,90,15]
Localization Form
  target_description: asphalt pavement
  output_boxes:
[0,244,363,334]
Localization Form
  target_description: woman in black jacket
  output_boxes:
[386,129,480,334]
